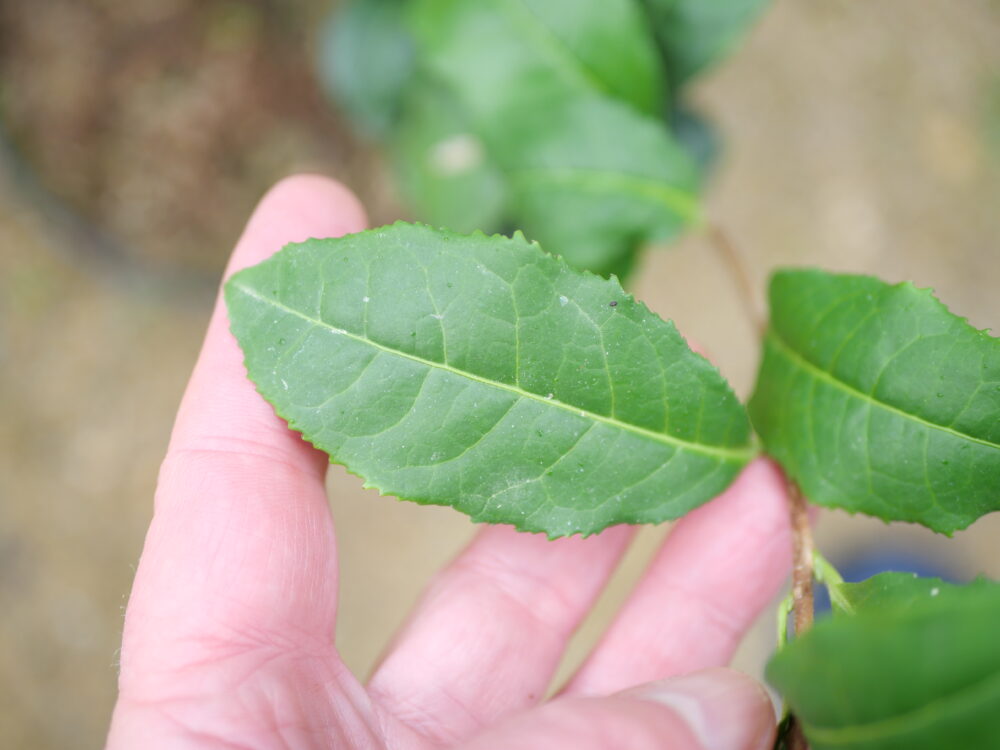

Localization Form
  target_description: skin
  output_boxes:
[106,175,793,750]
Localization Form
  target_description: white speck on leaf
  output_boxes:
[280,379,288,390]
[363,296,370,303]
[559,295,568,306]
[430,133,484,176]
[431,313,444,320]
[931,587,940,596]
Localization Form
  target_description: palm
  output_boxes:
[107,176,791,750]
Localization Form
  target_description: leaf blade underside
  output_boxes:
[749,269,1000,534]
[225,223,753,537]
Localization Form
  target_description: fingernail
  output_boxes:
[629,668,774,750]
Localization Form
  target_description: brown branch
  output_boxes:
[785,480,816,750]
[788,481,815,634]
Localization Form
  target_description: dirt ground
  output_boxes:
[1,1,999,748]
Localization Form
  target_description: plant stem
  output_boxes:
[813,548,853,615]
[788,481,815,634]
[707,223,765,337]
[786,480,815,750]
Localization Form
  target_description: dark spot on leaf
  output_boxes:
[609,300,618,307]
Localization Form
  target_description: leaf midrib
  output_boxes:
[509,167,700,222]
[496,0,612,99]
[801,663,1000,745]
[766,328,1000,452]
[233,282,753,462]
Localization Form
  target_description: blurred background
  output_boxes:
[1,1,998,747]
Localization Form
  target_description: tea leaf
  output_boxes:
[402,0,698,277]
[391,80,508,234]
[768,579,1000,749]
[641,0,771,84]
[318,0,414,137]
[499,91,700,278]
[829,571,997,616]
[410,0,666,121]
[225,223,753,537]
[749,269,1000,533]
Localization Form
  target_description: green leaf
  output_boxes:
[317,0,415,137]
[225,223,753,537]
[829,571,997,616]
[749,269,1000,534]
[500,92,701,278]
[669,101,721,178]
[391,79,508,234]
[397,0,699,278]
[767,578,1000,749]
[410,0,666,121]
[641,0,770,84]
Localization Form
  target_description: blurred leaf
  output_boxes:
[641,0,770,83]
[225,223,753,537]
[392,80,508,234]
[768,578,1000,749]
[498,92,701,277]
[749,269,1000,534]
[410,0,666,122]
[830,571,997,616]
[668,102,721,178]
[318,0,415,137]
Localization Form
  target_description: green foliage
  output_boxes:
[322,0,767,278]
[749,269,1000,534]
[317,0,414,137]
[391,81,507,234]
[225,223,753,537]
[640,0,771,84]
[829,571,996,616]
[768,575,1000,749]
[410,0,665,121]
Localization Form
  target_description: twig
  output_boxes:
[789,481,815,634]
[785,480,816,750]
[706,223,765,337]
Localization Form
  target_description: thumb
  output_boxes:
[457,668,775,750]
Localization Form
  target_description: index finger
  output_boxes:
[118,176,367,696]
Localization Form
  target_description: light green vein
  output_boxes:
[496,0,607,97]
[801,666,1000,745]
[509,167,701,223]
[234,283,754,463]
[766,329,1000,452]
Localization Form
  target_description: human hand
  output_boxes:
[106,175,793,750]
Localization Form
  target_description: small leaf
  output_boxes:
[768,578,1000,749]
[829,571,996,616]
[749,269,1000,534]
[225,223,754,537]
[391,79,508,234]
[641,0,771,84]
[500,92,701,278]
[317,0,415,137]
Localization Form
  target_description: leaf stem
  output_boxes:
[813,548,853,615]
[706,222,765,337]
[788,481,815,635]
[785,480,816,750]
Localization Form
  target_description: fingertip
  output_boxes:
[226,173,369,277]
